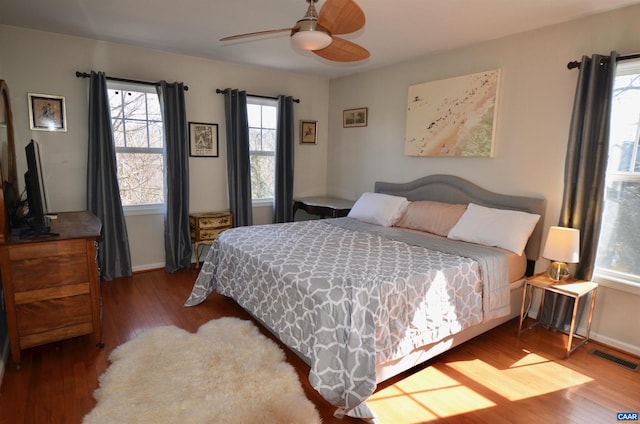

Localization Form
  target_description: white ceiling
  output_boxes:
[2,0,640,79]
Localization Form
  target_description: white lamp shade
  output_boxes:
[291,30,332,51]
[542,226,580,263]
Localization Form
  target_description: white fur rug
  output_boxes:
[83,317,321,424]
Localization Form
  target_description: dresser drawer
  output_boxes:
[189,212,233,242]
[198,215,231,229]
[11,254,90,292]
[16,293,93,337]
[7,238,87,261]
[198,228,228,241]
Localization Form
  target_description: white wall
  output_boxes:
[0,25,330,270]
[327,5,640,355]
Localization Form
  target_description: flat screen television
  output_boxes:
[23,139,51,235]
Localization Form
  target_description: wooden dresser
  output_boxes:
[0,211,102,368]
[189,211,233,267]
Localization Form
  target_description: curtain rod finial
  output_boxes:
[567,61,581,70]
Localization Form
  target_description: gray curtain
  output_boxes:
[559,52,618,280]
[87,71,132,281]
[224,89,253,227]
[541,52,618,330]
[157,81,192,272]
[274,95,295,223]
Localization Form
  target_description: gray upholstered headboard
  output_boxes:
[374,174,547,264]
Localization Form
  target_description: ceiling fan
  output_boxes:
[220,0,369,62]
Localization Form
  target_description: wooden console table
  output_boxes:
[292,196,354,219]
[0,211,102,368]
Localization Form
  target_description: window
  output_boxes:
[107,82,165,209]
[594,61,640,291]
[247,97,277,201]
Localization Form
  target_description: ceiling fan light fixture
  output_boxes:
[291,17,332,51]
[291,29,332,51]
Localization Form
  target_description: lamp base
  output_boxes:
[547,261,571,282]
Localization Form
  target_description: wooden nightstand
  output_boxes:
[517,272,598,358]
[189,211,232,267]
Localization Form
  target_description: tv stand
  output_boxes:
[0,211,102,368]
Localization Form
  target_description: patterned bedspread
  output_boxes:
[185,218,510,419]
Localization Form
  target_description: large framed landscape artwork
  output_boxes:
[405,69,500,157]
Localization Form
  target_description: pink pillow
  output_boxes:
[395,201,467,236]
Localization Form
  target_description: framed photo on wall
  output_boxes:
[300,120,318,144]
[189,122,219,157]
[343,107,368,128]
[28,93,67,132]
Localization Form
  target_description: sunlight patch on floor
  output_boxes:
[368,366,495,422]
[446,351,593,402]
[368,350,593,422]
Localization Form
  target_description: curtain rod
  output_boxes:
[215,88,300,103]
[567,53,640,70]
[75,71,189,91]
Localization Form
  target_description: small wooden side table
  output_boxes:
[517,272,598,358]
[189,211,233,267]
[292,196,354,219]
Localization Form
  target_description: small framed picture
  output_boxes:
[189,122,219,157]
[28,93,67,132]
[300,120,318,144]
[343,107,368,128]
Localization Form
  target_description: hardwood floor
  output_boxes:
[1,268,638,423]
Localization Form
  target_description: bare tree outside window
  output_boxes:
[108,84,165,207]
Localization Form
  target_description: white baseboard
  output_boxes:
[520,291,639,356]
[132,262,165,273]
[590,332,640,357]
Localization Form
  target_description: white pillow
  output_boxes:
[348,192,410,227]
[447,203,540,255]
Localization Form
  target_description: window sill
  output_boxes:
[593,274,640,296]
[123,204,165,216]
[252,199,273,208]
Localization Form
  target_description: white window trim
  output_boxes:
[123,204,164,216]
[252,198,274,207]
[108,80,157,95]
[593,272,640,295]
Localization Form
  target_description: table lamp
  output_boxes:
[542,226,580,281]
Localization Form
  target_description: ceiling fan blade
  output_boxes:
[313,36,369,62]
[318,0,365,35]
[220,27,293,42]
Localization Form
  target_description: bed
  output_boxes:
[185,174,546,421]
